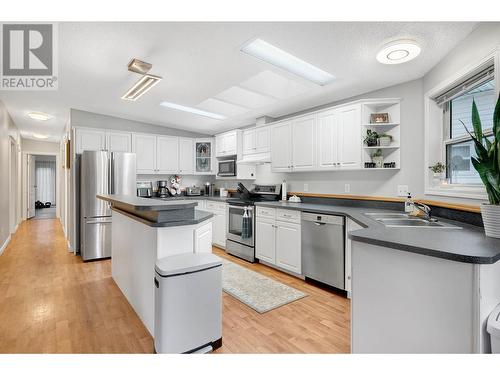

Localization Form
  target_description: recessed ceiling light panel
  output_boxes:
[27,111,52,121]
[33,133,49,139]
[122,74,162,101]
[376,40,421,65]
[160,101,226,120]
[241,38,335,86]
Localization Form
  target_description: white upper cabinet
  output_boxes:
[242,126,270,155]
[337,104,362,169]
[156,136,179,174]
[75,129,106,154]
[242,129,256,155]
[271,121,293,172]
[106,131,131,152]
[317,109,339,169]
[216,130,239,157]
[291,115,317,170]
[178,138,194,174]
[133,134,157,174]
[194,138,215,175]
[255,126,271,154]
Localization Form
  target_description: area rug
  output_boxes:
[221,259,307,313]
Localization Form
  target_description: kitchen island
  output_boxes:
[97,194,214,335]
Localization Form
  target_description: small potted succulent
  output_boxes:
[429,162,446,186]
[378,133,393,147]
[363,129,379,147]
[461,94,500,238]
[371,148,384,168]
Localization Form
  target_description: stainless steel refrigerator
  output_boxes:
[80,151,136,261]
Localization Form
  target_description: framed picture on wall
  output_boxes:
[370,113,389,123]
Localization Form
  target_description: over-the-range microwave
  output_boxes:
[218,159,236,177]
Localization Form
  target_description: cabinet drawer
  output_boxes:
[206,201,226,213]
[276,209,301,223]
[256,206,276,219]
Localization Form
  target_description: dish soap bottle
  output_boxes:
[405,193,414,213]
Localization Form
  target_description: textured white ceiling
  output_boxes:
[0,22,478,140]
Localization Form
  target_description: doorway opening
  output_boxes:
[28,154,57,220]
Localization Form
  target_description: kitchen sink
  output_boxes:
[364,213,461,229]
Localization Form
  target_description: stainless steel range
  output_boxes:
[226,183,281,262]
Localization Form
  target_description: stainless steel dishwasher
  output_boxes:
[301,212,345,290]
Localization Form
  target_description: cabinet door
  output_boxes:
[292,115,317,171]
[317,110,338,169]
[194,222,213,253]
[107,131,131,152]
[156,136,179,174]
[195,139,214,174]
[215,134,225,157]
[132,134,157,174]
[255,126,270,153]
[213,213,227,248]
[337,104,362,169]
[276,221,301,274]
[178,138,194,174]
[271,122,292,172]
[75,129,106,154]
[256,218,276,264]
[242,129,256,155]
[225,132,237,155]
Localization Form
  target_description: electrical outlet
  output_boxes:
[303,183,309,192]
[345,184,350,193]
[397,185,409,197]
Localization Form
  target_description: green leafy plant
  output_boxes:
[372,148,383,158]
[461,94,500,204]
[363,129,379,146]
[429,162,446,174]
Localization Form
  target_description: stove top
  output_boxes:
[227,183,282,206]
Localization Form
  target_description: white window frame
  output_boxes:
[424,48,500,200]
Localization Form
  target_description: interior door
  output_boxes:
[27,155,36,219]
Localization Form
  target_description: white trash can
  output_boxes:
[154,252,222,354]
[487,303,500,353]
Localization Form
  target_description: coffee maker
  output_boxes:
[157,180,169,198]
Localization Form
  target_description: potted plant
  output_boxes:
[363,129,379,147]
[379,133,393,147]
[429,162,446,186]
[461,95,500,238]
[371,148,384,168]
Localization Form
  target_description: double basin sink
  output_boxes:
[365,212,461,229]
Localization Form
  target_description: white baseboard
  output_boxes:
[0,235,12,256]
[67,240,74,253]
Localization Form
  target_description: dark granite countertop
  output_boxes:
[254,201,500,265]
[150,195,231,203]
[97,194,213,226]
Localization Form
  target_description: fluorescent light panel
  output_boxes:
[27,111,52,121]
[122,74,162,101]
[160,101,226,120]
[241,38,335,86]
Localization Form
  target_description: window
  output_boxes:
[437,66,495,185]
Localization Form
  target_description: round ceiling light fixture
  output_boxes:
[33,133,49,139]
[27,111,52,121]
[376,40,421,65]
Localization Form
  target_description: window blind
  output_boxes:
[434,63,494,106]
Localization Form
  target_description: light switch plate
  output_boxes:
[303,183,309,192]
[397,185,409,197]
[345,184,350,193]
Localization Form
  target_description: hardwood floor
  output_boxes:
[0,218,350,353]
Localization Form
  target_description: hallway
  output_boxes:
[0,219,153,353]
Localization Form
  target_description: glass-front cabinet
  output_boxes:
[194,138,215,174]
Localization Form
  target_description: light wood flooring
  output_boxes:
[0,218,350,353]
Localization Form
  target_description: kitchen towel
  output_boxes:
[241,208,252,239]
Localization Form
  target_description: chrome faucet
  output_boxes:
[413,202,437,222]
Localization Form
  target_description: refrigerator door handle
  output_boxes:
[109,152,114,194]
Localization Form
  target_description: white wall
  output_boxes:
[0,100,20,254]
[217,79,426,199]
[21,138,59,154]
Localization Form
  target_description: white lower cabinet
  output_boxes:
[275,221,301,274]
[255,218,276,264]
[194,221,213,253]
[205,201,227,248]
[256,207,301,275]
